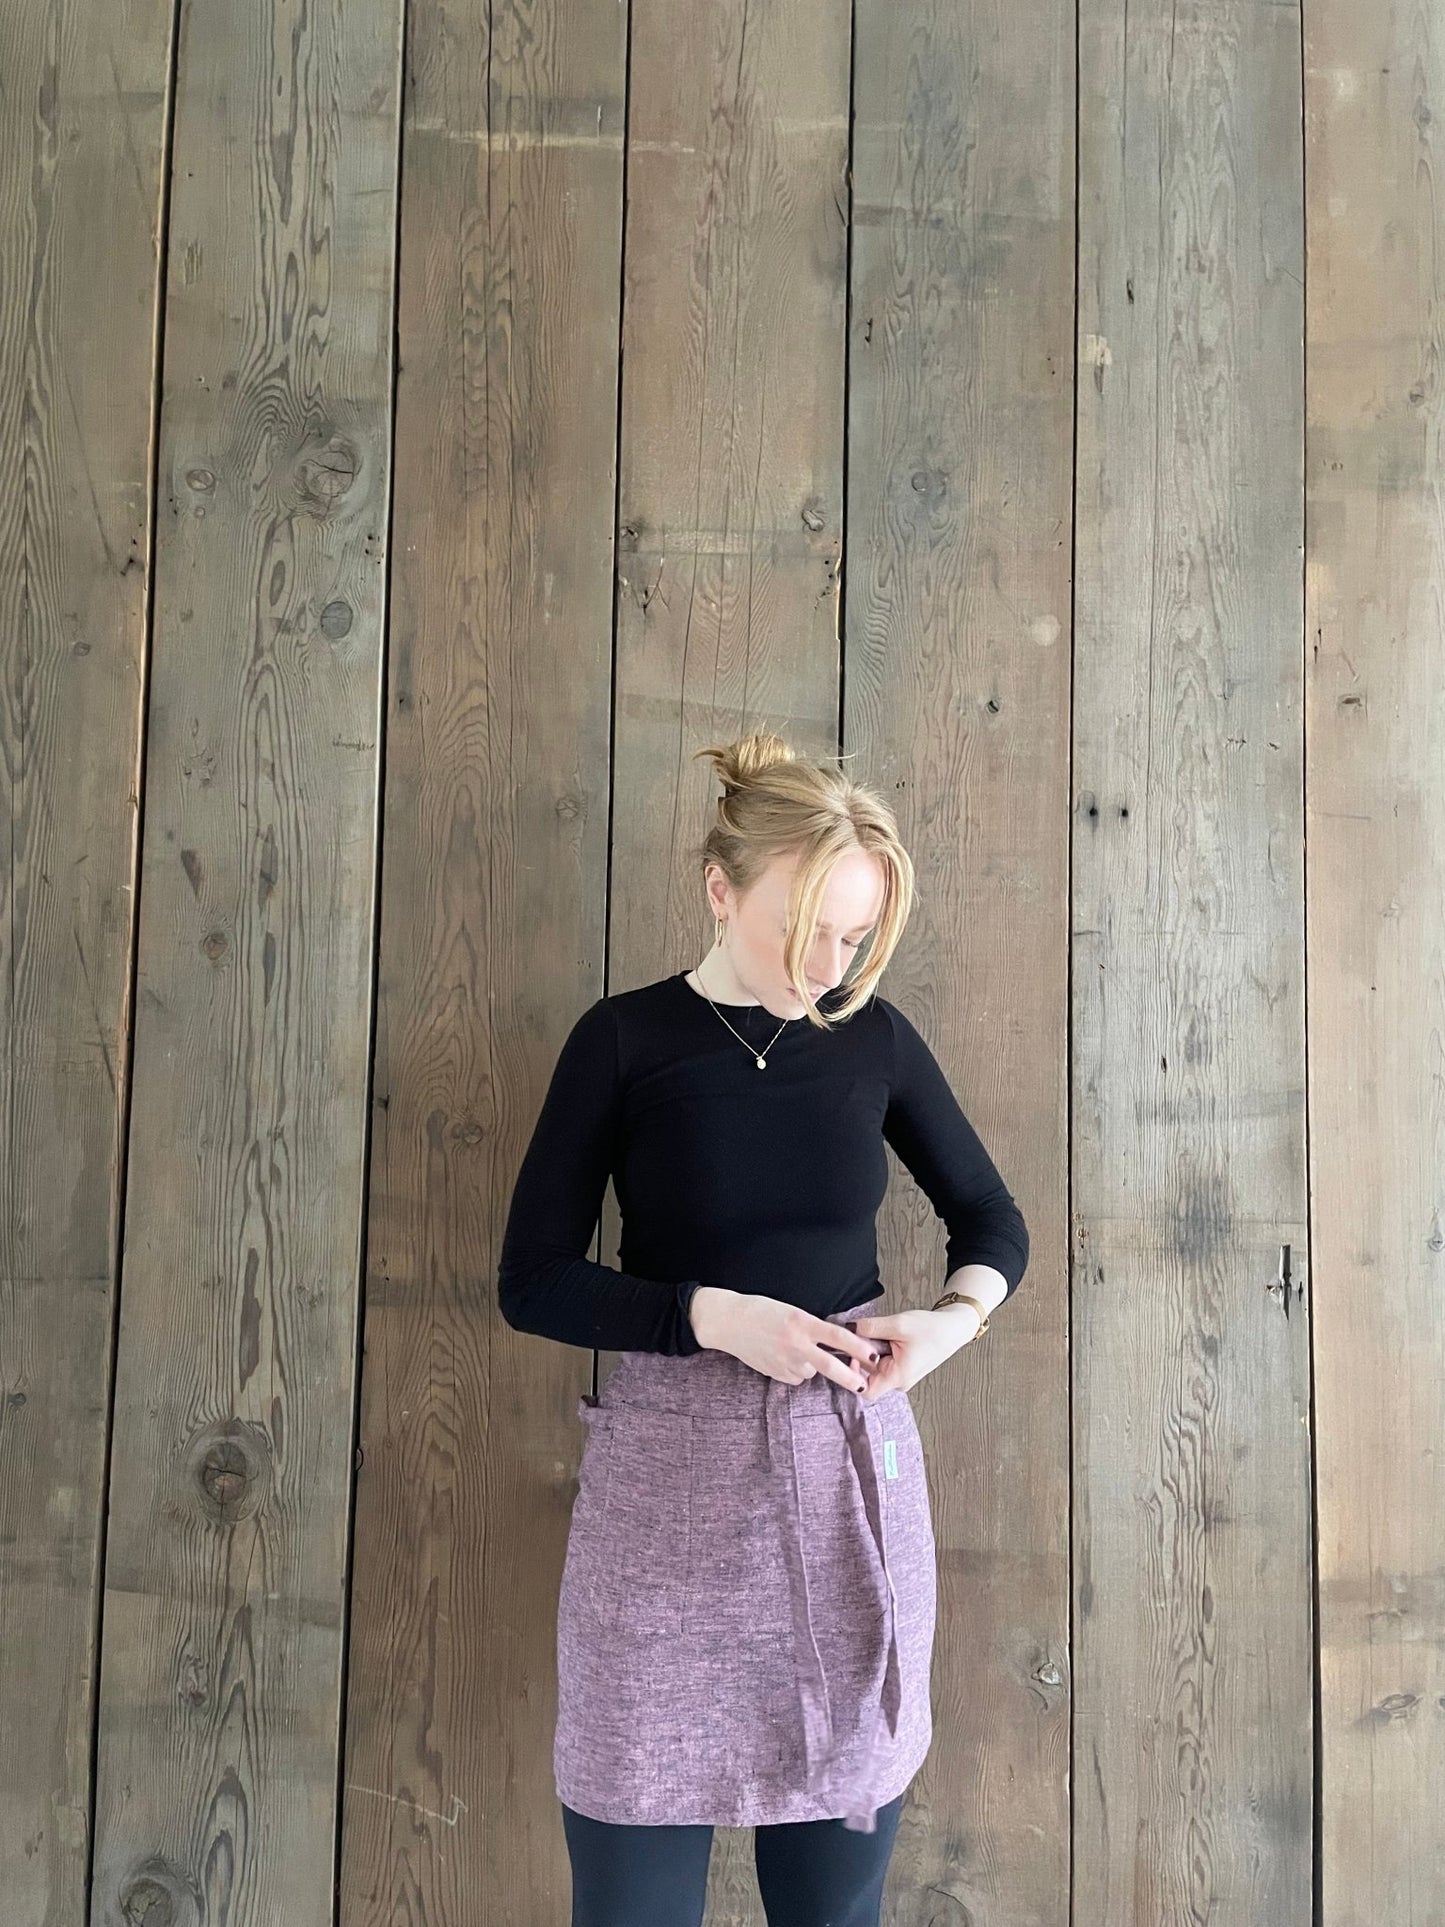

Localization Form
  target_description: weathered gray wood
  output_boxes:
[606,0,851,1909]
[1304,4,1445,1917]
[0,6,172,1923]
[610,0,850,863]
[86,1,402,1919]
[13,0,1445,1916]
[846,0,1074,1913]
[1073,1,1313,1920]
[335,3,630,1920]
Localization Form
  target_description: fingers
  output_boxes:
[807,1318,889,1395]
[815,1344,875,1395]
[827,1322,886,1370]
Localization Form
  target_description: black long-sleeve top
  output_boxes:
[496,970,1030,1356]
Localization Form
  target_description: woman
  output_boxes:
[497,730,1030,1927]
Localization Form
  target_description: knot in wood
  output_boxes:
[293,431,360,514]
[320,598,353,639]
[186,1420,270,1524]
[199,1439,250,1507]
[118,1859,198,1927]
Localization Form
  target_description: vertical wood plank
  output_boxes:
[1306,4,1445,1916]
[611,0,851,913]
[607,0,851,1908]
[847,0,1073,1911]
[88,1,402,1919]
[1074,1,1313,1919]
[336,2,629,1919]
[0,6,174,1921]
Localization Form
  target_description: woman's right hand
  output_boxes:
[689,1288,883,1394]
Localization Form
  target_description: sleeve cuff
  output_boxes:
[675,1280,706,1355]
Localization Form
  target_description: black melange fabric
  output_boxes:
[497,971,1029,1357]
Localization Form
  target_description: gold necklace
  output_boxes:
[688,971,792,1068]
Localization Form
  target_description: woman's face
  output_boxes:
[706,847,886,1015]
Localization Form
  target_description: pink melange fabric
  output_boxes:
[553,1299,937,1831]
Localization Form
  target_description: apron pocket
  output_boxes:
[590,1406,694,1638]
[560,1399,615,1622]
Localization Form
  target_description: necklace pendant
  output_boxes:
[756,1055,767,1069]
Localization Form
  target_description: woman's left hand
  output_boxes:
[845,1306,980,1401]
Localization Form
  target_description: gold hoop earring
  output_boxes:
[715,916,725,948]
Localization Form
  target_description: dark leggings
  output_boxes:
[561,1790,905,1927]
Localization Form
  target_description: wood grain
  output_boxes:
[610,0,851,946]
[335,1,629,1920]
[0,4,173,1920]
[1305,2,1445,1918]
[7,0,1445,1918]
[605,0,851,1912]
[1074,0,1313,1920]
[85,1,402,1919]
[847,0,1074,1912]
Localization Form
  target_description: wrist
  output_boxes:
[689,1285,737,1349]
[932,1299,984,1346]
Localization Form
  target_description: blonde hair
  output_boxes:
[688,730,915,1029]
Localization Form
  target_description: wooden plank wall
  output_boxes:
[338,0,630,1917]
[84,1,405,1919]
[1074,2,1315,1921]
[3,0,1443,1923]
[1305,0,1445,1915]
[605,2,852,1912]
[846,0,1074,1911]
[0,7,176,1924]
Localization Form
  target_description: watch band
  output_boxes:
[930,1289,990,1333]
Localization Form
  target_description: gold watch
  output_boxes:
[931,1289,990,1333]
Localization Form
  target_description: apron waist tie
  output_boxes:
[766,1377,902,1834]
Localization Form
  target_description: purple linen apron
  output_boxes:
[553,1298,937,1832]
